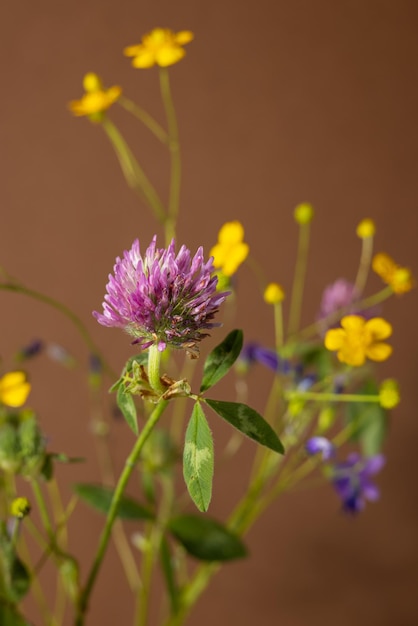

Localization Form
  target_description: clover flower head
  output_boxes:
[124,28,194,68]
[210,221,249,278]
[372,252,414,294]
[93,236,229,355]
[68,73,122,122]
[332,453,385,513]
[319,279,358,320]
[324,315,392,367]
[0,372,31,408]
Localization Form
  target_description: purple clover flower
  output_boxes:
[332,452,385,514]
[93,236,229,354]
[319,279,358,320]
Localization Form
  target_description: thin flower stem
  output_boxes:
[159,68,181,245]
[274,302,284,351]
[354,236,374,296]
[0,280,116,379]
[76,399,169,626]
[118,96,169,144]
[288,222,311,336]
[31,480,54,542]
[102,118,167,224]
[285,390,380,404]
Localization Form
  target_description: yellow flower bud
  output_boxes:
[10,497,31,519]
[83,72,103,93]
[317,406,336,432]
[356,218,376,239]
[264,282,285,304]
[294,203,314,225]
[0,372,31,407]
[379,379,400,409]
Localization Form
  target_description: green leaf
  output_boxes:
[346,380,388,456]
[168,514,247,561]
[116,386,138,435]
[205,399,284,454]
[73,484,154,520]
[200,329,243,392]
[109,353,149,392]
[0,604,31,626]
[183,403,214,512]
[0,523,30,603]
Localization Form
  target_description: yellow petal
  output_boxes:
[0,372,31,407]
[338,347,366,366]
[365,317,392,341]
[340,315,365,331]
[218,221,245,245]
[366,342,393,362]
[391,267,414,294]
[324,328,346,351]
[222,243,249,276]
[156,46,186,67]
[132,50,157,68]
[372,252,396,280]
[175,30,194,44]
[123,44,144,57]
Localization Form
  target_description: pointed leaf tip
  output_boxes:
[200,329,243,392]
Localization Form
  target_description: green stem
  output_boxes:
[76,399,168,626]
[0,280,116,379]
[285,390,380,404]
[148,344,165,395]
[288,222,311,335]
[274,302,284,351]
[118,96,169,144]
[354,236,374,296]
[159,68,181,245]
[102,118,166,224]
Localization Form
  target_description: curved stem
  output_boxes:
[118,97,169,144]
[76,399,168,626]
[159,68,181,245]
[354,236,374,296]
[102,118,166,224]
[0,280,116,379]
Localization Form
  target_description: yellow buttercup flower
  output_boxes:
[0,371,31,407]
[124,28,194,68]
[210,221,249,277]
[356,218,375,239]
[324,315,392,367]
[264,283,285,304]
[372,252,414,294]
[379,379,400,409]
[68,73,122,122]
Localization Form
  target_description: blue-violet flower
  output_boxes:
[332,452,385,513]
[93,236,229,354]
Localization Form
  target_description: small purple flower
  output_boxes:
[305,436,336,461]
[17,339,44,361]
[319,279,358,320]
[93,236,229,354]
[239,343,280,372]
[332,452,385,514]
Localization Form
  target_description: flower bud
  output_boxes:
[379,379,400,409]
[10,497,31,519]
[356,218,375,239]
[263,282,285,304]
[83,72,102,93]
[294,203,314,225]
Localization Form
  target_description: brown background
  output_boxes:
[1,1,418,625]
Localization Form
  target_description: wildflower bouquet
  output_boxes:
[0,27,414,626]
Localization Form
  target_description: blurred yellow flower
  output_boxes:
[10,497,31,519]
[324,315,392,367]
[0,371,31,407]
[379,379,400,409]
[124,28,194,68]
[210,221,249,277]
[68,73,122,122]
[356,218,375,239]
[264,283,285,304]
[372,252,414,294]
